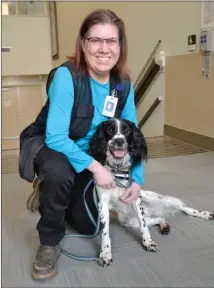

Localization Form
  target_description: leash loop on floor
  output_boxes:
[60,178,100,261]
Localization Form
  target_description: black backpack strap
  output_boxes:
[109,73,131,118]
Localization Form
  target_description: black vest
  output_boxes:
[19,61,131,182]
[20,60,130,146]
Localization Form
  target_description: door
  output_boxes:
[18,85,43,131]
[2,87,20,150]
[2,84,43,151]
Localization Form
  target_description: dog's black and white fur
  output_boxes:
[89,118,214,267]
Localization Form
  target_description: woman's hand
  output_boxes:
[120,181,141,204]
[88,160,116,189]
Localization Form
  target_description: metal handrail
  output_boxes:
[136,65,163,109]
[134,40,162,91]
[138,96,163,129]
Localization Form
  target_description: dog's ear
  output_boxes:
[89,121,108,165]
[129,123,148,166]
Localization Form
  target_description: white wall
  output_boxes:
[52,2,201,137]
[54,2,201,82]
[137,70,165,137]
[2,16,52,76]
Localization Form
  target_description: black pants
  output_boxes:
[34,147,98,246]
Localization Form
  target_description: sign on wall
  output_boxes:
[187,34,196,51]
[201,1,214,30]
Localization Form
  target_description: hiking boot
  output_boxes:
[27,177,41,212]
[32,245,61,280]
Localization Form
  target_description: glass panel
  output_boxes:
[2,2,9,15]
[17,1,46,16]
[17,2,28,15]
[1,1,46,16]
[1,2,17,15]
[8,1,17,15]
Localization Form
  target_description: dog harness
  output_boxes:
[112,169,132,188]
[108,163,133,188]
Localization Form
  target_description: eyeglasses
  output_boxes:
[84,37,120,46]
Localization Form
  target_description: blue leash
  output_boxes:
[59,175,132,261]
[60,178,101,261]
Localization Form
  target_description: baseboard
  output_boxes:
[164,125,214,152]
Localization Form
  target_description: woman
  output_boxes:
[30,8,144,280]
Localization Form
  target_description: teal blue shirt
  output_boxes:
[45,67,144,185]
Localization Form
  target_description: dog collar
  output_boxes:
[107,164,132,188]
[113,171,130,180]
[114,172,132,189]
[111,165,131,179]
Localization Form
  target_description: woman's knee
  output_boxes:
[37,148,75,187]
[46,162,74,188]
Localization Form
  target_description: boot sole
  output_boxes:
[32,267,56,280]
[31,247,61,280]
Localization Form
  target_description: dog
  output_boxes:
[89,118,214,267]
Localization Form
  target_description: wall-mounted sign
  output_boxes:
[188,34,196,51]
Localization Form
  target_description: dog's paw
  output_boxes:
[98,255,113,267]
[208,212,214,220]
[142,239,158,252]
[201,211,214,220]
[160,223,171,235]
[98,250,113,267]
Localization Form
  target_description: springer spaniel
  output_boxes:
[89,118,214,267]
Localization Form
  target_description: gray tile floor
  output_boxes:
[2,151,214,287]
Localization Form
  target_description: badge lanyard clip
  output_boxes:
[111,89,117,98]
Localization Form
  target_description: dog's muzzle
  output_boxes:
[109,137,128,159]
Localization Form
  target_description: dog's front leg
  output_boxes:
[97,192,113,267]
[132,197,158,252]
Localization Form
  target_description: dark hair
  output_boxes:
[67,9,130,79]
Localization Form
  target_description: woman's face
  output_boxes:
[82,23,120,81]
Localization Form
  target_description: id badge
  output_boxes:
[102,96,118,117]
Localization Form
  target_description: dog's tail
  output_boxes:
[162,195,214,220]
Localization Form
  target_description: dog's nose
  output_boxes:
[115,138,125,146]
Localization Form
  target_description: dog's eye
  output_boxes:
[108,128,113,134]
[124,128,130,134]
